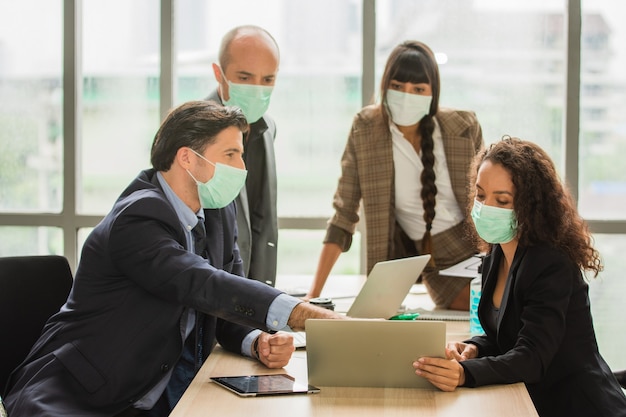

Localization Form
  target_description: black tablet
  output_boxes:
[210,373,320,397]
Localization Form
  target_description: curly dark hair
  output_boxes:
[468,136,602,277]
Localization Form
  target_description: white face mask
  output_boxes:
[385,89,432,126]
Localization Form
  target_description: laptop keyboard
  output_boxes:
[291,331,306,349]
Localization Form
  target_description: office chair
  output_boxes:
[0,255,73,392]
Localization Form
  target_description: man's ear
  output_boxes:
[212,63,228,101]
[176,147,193,170]
[211,63,222,83]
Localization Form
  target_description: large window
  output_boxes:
[80,0,160,214]
[579,0,626,220]
[0,1,63,255]
[378,0,566,158]
[0,0,625,370]
[175,0,364,275]
[580,0,626,372]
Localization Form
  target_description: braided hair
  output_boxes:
[380,41,441,262]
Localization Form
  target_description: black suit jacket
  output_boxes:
[205,90,278,286]
[462,244,626,417]
[4,169,283,416]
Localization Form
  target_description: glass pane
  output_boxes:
[80,1,160,214]
[588,234,626,370]
[0,1,63,212]
[579,0,626,219]
[276,229,361,292]
[176,0,363,218]
[0,226,63,256]
[377,0,565,162]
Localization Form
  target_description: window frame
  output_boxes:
[0,0,624,272]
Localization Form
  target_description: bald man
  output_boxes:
[206,25,280,288]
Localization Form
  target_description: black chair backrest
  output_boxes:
[0,255,73,392]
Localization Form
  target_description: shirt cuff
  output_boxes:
[242,329,262,358]
[267,293,302,331]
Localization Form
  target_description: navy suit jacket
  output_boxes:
[4,169,283,417]
[462,244,626,417]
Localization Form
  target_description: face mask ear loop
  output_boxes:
[186,169,200,184]
[216,64,231,90]
[189,148,216,167]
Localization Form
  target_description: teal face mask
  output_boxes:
[187,149,248,209]
[219,67,273,124]
[471,199,517,244]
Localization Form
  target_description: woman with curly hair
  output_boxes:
[414,137,626,417]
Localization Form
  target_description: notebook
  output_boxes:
[305,319,445,388]
[346,254,431,319]
[438,255,483,278]
[410,307,470,321]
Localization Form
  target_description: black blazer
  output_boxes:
[461,244,626,417]
[4,169,283,416]
[205,90,278,286]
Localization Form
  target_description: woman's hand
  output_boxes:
[413,357,465,391]
[445,341,478,361]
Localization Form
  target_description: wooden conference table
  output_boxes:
[170,276,539,417]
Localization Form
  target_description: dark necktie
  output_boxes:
[190,218,206,369]
[191,219,208,258]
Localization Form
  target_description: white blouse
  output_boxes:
[391,119,464,241]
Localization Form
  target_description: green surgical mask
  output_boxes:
[219,67,273,124]
[471,199,517,244]
[187,149,248,209]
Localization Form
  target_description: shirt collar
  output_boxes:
[156,171,204,233]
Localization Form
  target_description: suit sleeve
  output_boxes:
[215,318,256,355]
[325,115,363,251]
[108,194,282,331]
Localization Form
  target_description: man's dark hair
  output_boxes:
[150,100,248,171]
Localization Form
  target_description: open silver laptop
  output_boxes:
[289,255,430,348]
[305,319,445,388]
[346,254,431,319]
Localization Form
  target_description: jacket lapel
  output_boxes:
[437,110,476,209]
[496,245,525,332]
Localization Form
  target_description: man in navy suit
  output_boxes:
[3,101,339,417]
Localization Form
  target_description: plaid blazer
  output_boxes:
[325,105,484,274]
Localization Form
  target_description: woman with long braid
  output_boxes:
[305,41,484,310]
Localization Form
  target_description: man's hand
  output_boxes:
[286,302,343,331]
[254,332,295,368]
